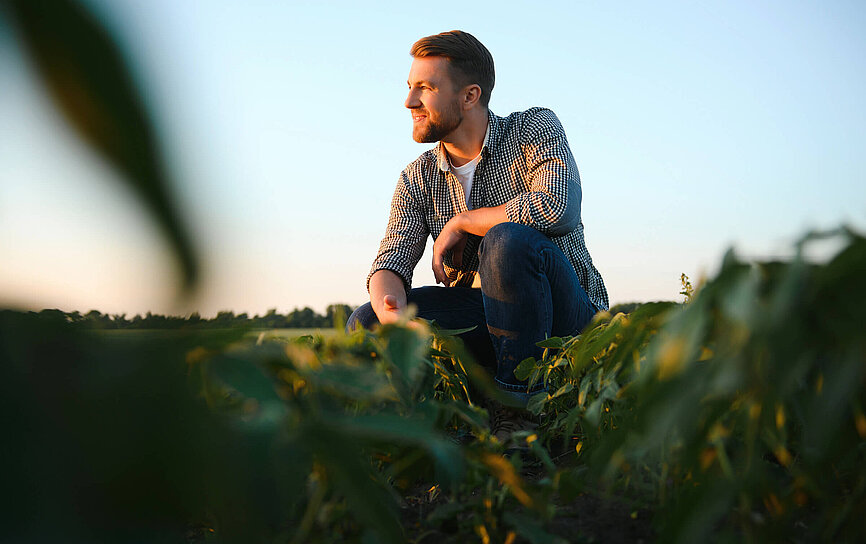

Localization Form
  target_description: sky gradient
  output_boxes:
[1,0,864,316]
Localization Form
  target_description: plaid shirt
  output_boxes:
[368,107,609,311]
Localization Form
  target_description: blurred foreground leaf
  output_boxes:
[3,0,197,291]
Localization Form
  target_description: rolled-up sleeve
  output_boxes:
[504,108,581,237]
[366,171,428,295]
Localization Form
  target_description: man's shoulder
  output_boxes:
[499,106,558,123]
[494,107,565,144]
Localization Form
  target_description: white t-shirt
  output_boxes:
[449,155,481,209]
[447,124,491,210]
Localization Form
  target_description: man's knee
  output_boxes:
[346,302,378,333]
[479,222,540,269]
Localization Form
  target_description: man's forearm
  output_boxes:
[369,269,407,321]
[456,204,508,236]
[431,204,510,285]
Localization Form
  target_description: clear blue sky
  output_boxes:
[1,0,864,316]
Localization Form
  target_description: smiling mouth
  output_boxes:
[411,111,427,122]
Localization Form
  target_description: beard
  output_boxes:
[412,100,463,143]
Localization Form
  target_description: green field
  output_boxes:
[245,327,339,340]
[92,327,338,340]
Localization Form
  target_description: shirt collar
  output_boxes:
[435,110,497,172]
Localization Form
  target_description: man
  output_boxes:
[349,30,608,426]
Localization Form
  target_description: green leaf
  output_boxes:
[507,512,568,544]
[577,379,591,408]
[304,427,404,544]
[380,325,429,401]
[432,325,478,336]
[536,336,565,348]
[426,501,468,525]
[6,0,198,291]
[310,364,397,402]
[204,355,287,430]
[529,439,556,472]
[557,467,587,503]
[527,391,549,416]
[514,356,538,381]
[561,405,583,447]
[430,399,488,431]
[584,397,604,427]
[207,355,281,404]
[322,411,464,488]
[550,383,574,400]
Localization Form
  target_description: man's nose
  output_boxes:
[405,89,420,109]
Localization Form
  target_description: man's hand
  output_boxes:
[432,215,469,287]
[377,294,404,324]
[376,294,424,329]
[369,269,418,326]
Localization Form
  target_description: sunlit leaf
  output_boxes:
[550,383,574,400]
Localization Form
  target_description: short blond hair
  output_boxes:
[410,30,495,106]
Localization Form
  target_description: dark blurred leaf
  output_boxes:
[5,0,197,291]
[323,410,464,488]
[529,439,556,472]
[557,467,587,503]
[0,312,281,541]
[207,356,281,402]
[478,452,536,509]
[427,501,468,525]
[506,512,568,544]
[380,324,429,401]
[430,398,488,430]
[305,426,404,544]
[311,363,398,401]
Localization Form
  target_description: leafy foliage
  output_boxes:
[517,227,866,543]
[4,228,864,542]
[0,311,568,542]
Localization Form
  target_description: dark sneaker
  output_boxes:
[489,401,538,449]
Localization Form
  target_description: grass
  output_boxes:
[245,328,339,340]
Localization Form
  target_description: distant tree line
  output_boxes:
[608,301,680,315]
[4,301,670,331]
[10,305,356,330]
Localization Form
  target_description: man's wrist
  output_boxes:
[454,210,471,233]
[456,205,508,237]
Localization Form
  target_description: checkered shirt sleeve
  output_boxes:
[504,109,575,233]
[367,171,428,294]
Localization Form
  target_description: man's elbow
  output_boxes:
[546,215,578,237]
[544,183,581,236]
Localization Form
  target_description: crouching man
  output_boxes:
[349,30,608,440]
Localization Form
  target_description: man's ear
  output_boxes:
[462,84,482,110]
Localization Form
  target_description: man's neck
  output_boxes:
[442,109,488,167]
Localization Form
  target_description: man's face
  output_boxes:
[405,56,464,143]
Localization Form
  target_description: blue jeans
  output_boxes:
[348,223,598,405]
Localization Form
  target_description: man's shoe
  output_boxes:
[488,401,538,449]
